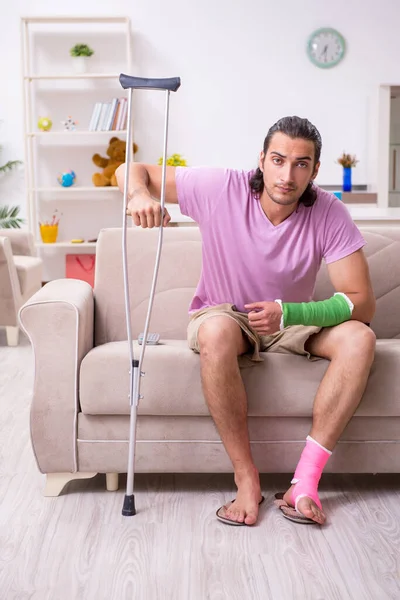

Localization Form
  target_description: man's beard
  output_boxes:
[264,184,300,206]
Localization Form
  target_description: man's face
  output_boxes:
[259,132,320,206]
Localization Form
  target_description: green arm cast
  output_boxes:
[281,293,353,328]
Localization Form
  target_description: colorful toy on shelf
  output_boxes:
[61,116,78,131]
[57,170,76,187]
[92,136,138,186]
[37,117,53,132]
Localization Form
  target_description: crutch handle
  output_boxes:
[119,74,181,92]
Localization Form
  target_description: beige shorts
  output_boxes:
[187,303,322,366]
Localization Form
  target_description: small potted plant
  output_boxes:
[0,205,24,229]
[158,153,187,166]
[337,152,358,192]
[0,147,23,228]
[70,43,94,74]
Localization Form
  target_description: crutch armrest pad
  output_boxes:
[119,73,181,92]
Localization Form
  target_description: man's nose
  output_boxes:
[280,164,295,183]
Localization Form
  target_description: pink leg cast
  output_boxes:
[291,435,332,513]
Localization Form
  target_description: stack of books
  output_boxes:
[88,98,128,131]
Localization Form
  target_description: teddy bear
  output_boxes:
[92,136,138,186]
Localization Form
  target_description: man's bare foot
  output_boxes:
[283,484,326,525]
[224,468,262,525]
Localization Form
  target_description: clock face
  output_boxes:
[307,28,346,68]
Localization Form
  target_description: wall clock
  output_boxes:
[307,28,346,69]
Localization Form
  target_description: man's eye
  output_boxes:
[298,162,307,168]
[273,158,282,164]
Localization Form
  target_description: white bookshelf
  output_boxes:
[32,186,123,193]
[27,130,127,137]
[23,16,127,24]
[36,242,97,248]
[20,16,132,267]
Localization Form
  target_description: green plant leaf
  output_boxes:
[0,204,25,229]
[0,160,22,175]
[70,43,94,57]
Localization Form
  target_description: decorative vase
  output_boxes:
[342,167,352,192]
[73,56,88,74]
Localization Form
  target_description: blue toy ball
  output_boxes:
[57,170,76,187]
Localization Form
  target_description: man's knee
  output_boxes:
[331,321,376,362]
[197,317,247,358]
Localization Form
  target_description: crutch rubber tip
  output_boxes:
[122,494,136,516]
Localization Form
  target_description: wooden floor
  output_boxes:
[1,330,400,600]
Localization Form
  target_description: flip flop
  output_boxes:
[216,496,265,526]
[273,492,319,525]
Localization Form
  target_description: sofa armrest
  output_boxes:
[18,279,94,474]
[0,229,36,256]
[0,236,22,326]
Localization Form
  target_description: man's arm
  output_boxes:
[116,162,179,203]
[326,249,376,323]
[246,248,376,334]
[115,162,178,228]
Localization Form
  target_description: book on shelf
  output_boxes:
[88,98,128,131]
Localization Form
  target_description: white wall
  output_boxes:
[1,0,400,215]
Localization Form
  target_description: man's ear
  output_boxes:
[311,161,320,181]
[258,151,265,172]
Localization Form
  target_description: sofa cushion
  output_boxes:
[79,339,400,418]
[77,414,400,443]
[13,255,42,296]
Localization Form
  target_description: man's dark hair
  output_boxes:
[249,116,322,207]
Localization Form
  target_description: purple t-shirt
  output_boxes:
[175,167,365,313]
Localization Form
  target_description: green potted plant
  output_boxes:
[158,153,187,166]
[0,147,23,228]
[0,158,22,175]
[70,43,95,74]
[0,205,24,229]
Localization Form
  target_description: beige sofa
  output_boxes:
[18,225,400,497]
[0,229,42,346]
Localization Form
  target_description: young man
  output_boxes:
[116,116,376,526]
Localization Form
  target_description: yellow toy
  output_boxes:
[92,136,138,186]
[38,117,53,132]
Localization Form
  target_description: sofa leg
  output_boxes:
[106,473,119,491]
[44,472,98,497]
[6,326,19,346]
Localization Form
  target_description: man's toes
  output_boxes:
[226,507,241,522]
[297,498,326,524]
[237,510,246,523]
[311,505,326,524]
[244,511,257,525]
[303,507,321,523]
[225,508,236,521]
[307,503,325,524]
[225,505,257,524]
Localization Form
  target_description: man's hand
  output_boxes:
[126,189,171,228]
[117,162,177,228]
[244,301,282,335]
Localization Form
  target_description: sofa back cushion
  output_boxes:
[94,226,400,344]
[313,226,400,339]
[94,227,202,345]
